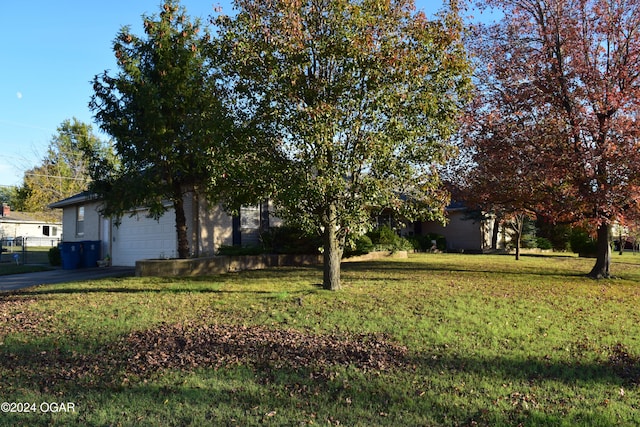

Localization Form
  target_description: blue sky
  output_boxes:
[0,0,447,188]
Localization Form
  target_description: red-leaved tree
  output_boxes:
[468,0,640,277]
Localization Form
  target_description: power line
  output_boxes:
[24,173,88,181]
[0,119,52,133]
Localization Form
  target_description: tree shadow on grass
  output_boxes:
[1,266,327,297]
[0,288,328,304]
[1,324,638,426]
[67,364,631,427]
[414,349,639,387]
[1,341,636,426]
[341,259,592,280]
[2,325,637,390]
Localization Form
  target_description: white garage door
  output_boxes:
[111,209,177,267]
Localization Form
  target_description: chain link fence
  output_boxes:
[0,237,60,265]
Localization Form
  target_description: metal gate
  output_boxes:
[0,237,60,265]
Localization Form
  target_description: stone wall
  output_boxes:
[135,251,408,277]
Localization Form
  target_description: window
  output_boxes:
[76,206,85,237]
[240,206,260,229]
[43,226,58,236]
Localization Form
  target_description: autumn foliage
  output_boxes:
[462,0,640,277]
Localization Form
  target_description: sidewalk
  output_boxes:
[0,267,135,292]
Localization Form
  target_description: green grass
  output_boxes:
[0,263,51,276]
[2,253,640,426]
[0,247,54,275]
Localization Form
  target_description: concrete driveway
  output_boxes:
[0,267,135,292]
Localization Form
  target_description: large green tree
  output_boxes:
[89,1,234,259]
[0,186,17,206]
[218,0,472,290]
[14,118,107,215]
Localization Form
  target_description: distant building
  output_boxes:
[0,204,62,247]
[418,202,500,253]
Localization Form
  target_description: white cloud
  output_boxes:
[16,92,22,99]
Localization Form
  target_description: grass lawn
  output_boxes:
[0,263,51,276]
[1,253,640,426]
[0,247,54,276]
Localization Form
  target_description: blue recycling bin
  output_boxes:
[60,242,82,270]
[82,241,101,268]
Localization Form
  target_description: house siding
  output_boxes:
[211,204,234,252]
[0,219,62,246]
[59,201,101,242]
[51,191,280,267]
[421,210,494,252]
[192,197,234,257]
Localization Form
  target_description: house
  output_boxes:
[418,202,500,253]
[49,192,281,267]
[0,203,62,248]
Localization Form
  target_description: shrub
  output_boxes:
[406,236,422,251]
[505,217,538,249]
[392,236,415,252]
[343,234,374,257]
[48,246,62,266]
[377,226,398,246]
[406,234,446,252]
[366,225,414,253]
[537,221,572,251]
[569,228,597,255]
[536,237,553,250]
[261,226,322,254]
[367,226,394,246]
[356,235,374,253]
[426,233,447,251]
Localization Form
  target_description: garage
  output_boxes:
[111,209,177,267]
[51,192,242,268]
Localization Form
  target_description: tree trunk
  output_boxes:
[513,215,524,261]
[322,205,343,291]
[588,223,611,279]
[491,216,500,250]
[618,228,624,256]
[173,189,190,259]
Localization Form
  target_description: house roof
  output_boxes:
[0,210,61,224]
[447,201,468,211]
[49,190,172,214]
[48,191,97,209]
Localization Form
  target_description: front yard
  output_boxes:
[1,253,639,426]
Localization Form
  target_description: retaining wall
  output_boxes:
[135,251,408,277]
